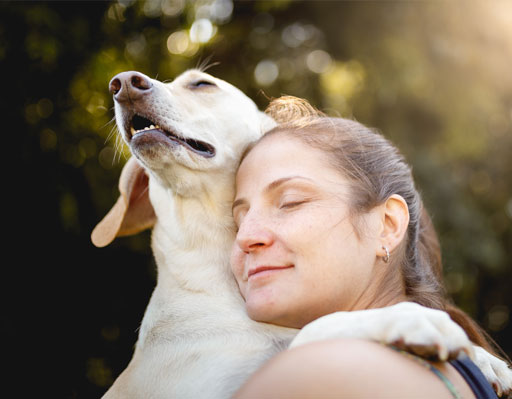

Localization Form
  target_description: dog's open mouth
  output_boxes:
[129,114,216,158]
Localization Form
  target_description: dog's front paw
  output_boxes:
[289,302,474,362]
[382,302,474,361]
[473,346,512,398]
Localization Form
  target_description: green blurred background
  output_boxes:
[3,0,511,397]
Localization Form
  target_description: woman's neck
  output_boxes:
[351,262,408,311]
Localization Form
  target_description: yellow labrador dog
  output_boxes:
[92,70,511,398]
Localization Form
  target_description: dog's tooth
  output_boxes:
[130,124,160,137]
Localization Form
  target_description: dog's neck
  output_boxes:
[149,173,239,295]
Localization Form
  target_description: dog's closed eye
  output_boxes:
[188,80,217,89]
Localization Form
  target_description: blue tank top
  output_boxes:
[450,356,498,399]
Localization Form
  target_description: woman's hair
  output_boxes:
[249,95,505,358]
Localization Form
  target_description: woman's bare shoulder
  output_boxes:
[233,338,473,399]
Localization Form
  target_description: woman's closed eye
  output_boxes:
[279,201,306,209]
[278,196,311,209]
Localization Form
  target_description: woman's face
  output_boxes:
[231,134,384,328]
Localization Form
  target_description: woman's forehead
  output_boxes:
[239,135,319,175]
[236,134,349,193]
[246,133,319,162]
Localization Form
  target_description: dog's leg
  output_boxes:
[289,302,473,359]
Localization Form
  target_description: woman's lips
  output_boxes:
[247,265,294,279]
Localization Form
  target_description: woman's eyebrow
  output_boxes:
[232,176,315,212]
[264,176,315,194]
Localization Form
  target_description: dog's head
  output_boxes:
[111,69,274,187]
[91,69,275,247]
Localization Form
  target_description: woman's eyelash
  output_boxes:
[280,200,307,209]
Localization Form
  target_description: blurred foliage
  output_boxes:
[3,0,511,396]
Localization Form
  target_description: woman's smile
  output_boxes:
[247,265,295,281]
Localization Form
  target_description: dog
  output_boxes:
[92,69,512,398]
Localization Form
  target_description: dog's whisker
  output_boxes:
[196,54,220,73]
[101,116,117,131]
[104,120,119,142]
[105,124,119,145]
[201,61,220,72]
[109,132,120,162]
[113,134,126,164]
[196,54,208,71]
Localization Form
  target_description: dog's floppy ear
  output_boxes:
[91,157,156,248]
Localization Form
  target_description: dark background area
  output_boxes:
[2,1,511,397]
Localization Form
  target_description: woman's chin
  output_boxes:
[245,302,301,329]
[246,299,282,325]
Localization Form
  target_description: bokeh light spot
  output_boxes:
[282,23,308,48]
[162,0,185,16]
[86,357,113,387]
[306,49,332,74]
[190,19,215,43]
[210,0,233,24]
[254,60,279,86]
[126,34,147,59]
[167,30,190,54]
[143,0,162,18]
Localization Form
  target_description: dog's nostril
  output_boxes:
[131,75,152,91]
[109,71,153,102]
[110,78,122,95]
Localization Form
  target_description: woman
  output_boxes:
[230,97,507,398]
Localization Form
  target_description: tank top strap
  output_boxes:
[450,356,498,399]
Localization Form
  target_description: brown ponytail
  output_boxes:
[418,207,508,360]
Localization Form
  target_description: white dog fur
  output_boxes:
[92,69,511,398]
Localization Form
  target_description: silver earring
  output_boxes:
[382,246,390,263]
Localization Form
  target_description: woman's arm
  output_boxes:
[233,338,475,399]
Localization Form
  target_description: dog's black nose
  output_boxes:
[109,71,153,102]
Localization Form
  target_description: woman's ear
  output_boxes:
[377,194,410,257]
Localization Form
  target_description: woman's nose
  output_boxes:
[236,216,274,253]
